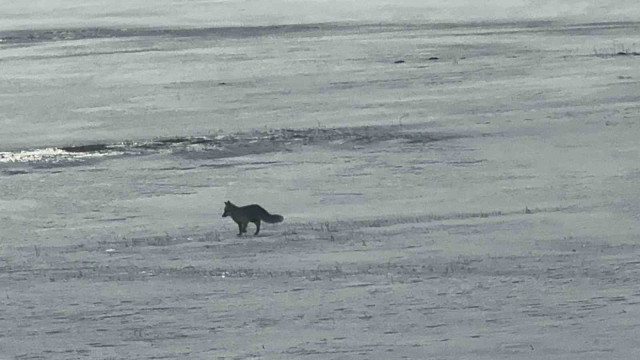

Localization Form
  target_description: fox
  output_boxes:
[222,201,284,236]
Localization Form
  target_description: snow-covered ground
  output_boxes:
[1,6,640,359]
[2,0,640,30]
[3,117,640,358]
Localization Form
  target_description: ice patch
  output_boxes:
[0,147,122,164]
[0,148,67,163]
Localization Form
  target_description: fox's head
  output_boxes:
[222,201,234,217]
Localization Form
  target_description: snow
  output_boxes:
[1,7,640,359]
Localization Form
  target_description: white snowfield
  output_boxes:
[1,0,640,30]
[1,4,640,359]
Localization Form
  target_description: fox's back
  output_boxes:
[233,204,267,221]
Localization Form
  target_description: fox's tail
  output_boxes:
[261,212,284,223]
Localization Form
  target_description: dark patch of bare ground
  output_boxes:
[173,124,462,162]
[3,205,640,359]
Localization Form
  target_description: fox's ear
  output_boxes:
[225,200,230,205]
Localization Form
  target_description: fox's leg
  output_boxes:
[242,222,248,234]
[253,220,261,235]
[236,222,243,236]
